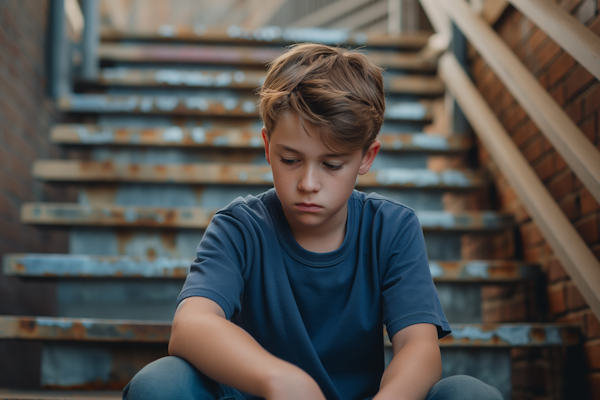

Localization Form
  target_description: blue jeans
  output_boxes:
[123,356,504,400]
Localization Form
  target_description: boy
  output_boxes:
[123,44,503,400]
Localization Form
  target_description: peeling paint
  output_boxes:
[385,103,427,120]
[75,125,114,144]
[6,254,191,278]
[215,72,232,87]
[191,127,206,143]
[429,262,444,278]
[185,97,209,111]
[213,136,229,146]
[162,127,183,142]
[140,96,153,112]
[440,170,471,187]
[158,24,176,37]
[101,67,128,80]
[375,169,442,187]
[262,172,274,182]
[417,212,456,229]
[156,97,179,111]
[239,172,248,182]
[233,71,246,83]
[250,136,263,147]
[225,25,352,44]
[223,98,238,111]
[465,261,490,279]
[242,101,255,113]
[412,134,450,150]
[450,325,532,345]
[36,318,74,329]
[544,327,563,345]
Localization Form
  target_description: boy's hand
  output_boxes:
[264,366,326,400]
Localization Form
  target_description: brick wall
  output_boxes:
[468,1,600,398]
[0,0,70,388]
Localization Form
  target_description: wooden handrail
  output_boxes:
[437,0,600,206]
[439,52,600,320]
[509,0,600,82]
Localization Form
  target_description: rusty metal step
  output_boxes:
[20,205,515,231]
[100,26,432,49]
[98,43,437,71]
[0,390,120,400]
[32,161,485,189]
[56,95,432,121]
[0,316,579,347]
[94,67,444,95]
[3,255,539,282]
[50,125,471,153]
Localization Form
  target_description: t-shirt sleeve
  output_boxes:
[380,207,451,340]
[177,210,251,320]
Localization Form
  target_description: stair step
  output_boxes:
[50,125,471,153]
[98,44,437,71]
[100,26,431,49]
[0,390,120,400]
[33,161,484,189]
[57,95,432,121]
[3,255,539,281]
[0,316,578,347]
[20,204,515,231]
[95,67,444,95]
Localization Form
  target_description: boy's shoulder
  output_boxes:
[355,190,418,219]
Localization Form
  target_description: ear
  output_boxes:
[358,140,381,175]
[262,127,271,165]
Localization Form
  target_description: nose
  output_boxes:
[297,165,321,193]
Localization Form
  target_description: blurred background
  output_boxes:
[1,0,600,399]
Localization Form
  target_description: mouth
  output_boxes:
[295,202,323,212]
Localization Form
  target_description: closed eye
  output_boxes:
[280,158,298,165]
[324,162,342,170]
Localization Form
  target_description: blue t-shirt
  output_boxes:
[178,188,450,400]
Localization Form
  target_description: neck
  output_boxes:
[283,203,348,253]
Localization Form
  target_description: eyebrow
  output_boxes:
[276,144,351,158]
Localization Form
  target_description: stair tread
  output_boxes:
[57,94,432,121]
[0,316,579,346]
[3,254,540,281]
[98,43,437,71]
[94,67,443,95]
[33,161,485,189]
[0,390,120,400]
[50,125,471,152]
[20,204,515,230]
[100,26,432,48]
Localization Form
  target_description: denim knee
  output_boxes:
[123,356,218,400]
[427,375,504,400]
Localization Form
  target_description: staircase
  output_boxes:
[0,28,580,399]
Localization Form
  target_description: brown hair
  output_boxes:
[259,43,385,153]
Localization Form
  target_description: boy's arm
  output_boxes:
[168,296,326,400]
[373,323,442,400]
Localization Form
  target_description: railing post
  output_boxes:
[81,0,99,81]
[48,0,70,98]
[450,22,469,134]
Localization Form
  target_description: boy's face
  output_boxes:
[262,112,380,235]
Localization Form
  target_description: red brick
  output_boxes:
[588,312,600,339]
[522,136,544,163]
[589,13,600,36]
[525,244,544,262]
[548,283,567,314]
[534,154,555,181]
[589,372,600,400]
[581,189,600,215]
[521,221,544,246]
[502,105,527,132]
[566,281,589,310]
[560,0,583,12]
[575,214,599,244]
[526,28,547,52]
[559,193,580,220]
[546,257,569,282]
[535,40,561,71]
[583,83,600,118]
[547,170,574,200]
[548,52,576,86]
[566,99,583,124]
[581,116,597,144]
[565,66,596,100]
[513,120,539,148]
[584,339,600,369]
[550,84,566,106]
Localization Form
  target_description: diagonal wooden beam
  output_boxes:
[291,0,372,28]
[330,1,389,30]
